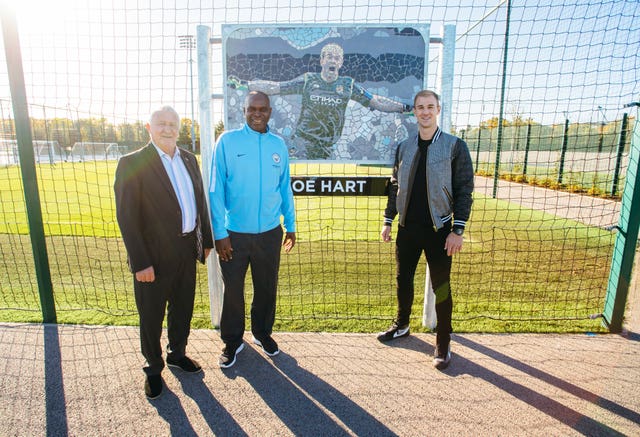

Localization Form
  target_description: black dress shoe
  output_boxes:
[167,356,202,373]
[144,374,163,399]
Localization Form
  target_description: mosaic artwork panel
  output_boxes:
[224,26,426,162]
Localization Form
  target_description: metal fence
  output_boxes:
[0,0,638,332]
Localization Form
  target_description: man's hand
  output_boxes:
[215,237,233,262]
[135,266,155,283]
[228,75,248,91]
[445,232,464,256]
[204,248,212,259]
[381,225,392,242]
[283,232,296,253]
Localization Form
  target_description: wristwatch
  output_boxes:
[452,228,464,236]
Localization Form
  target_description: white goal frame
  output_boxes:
[70,142,120,161]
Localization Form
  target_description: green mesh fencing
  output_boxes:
[0,0,638,332]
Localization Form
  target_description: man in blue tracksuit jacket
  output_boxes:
[210,91,296,368]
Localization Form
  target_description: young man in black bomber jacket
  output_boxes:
[379,90,474,370]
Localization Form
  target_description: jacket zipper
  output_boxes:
[425,146,437,231]
[258,134,262,232]
[443,185,453,205]
[402,145,419,225]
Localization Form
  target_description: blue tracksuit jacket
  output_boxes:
[209,124,296,240]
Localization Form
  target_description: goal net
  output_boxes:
[0,1,636,333]
[69,142,120,162]
[0,139,63,165]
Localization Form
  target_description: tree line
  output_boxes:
[454,115,634,153]
[0,116,201,153]
[0,115,632,155]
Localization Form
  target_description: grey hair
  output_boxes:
[149,105,181,128]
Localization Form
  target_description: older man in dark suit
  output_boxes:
[114,105,213,399]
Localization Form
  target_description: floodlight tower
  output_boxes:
[179,35,196,152]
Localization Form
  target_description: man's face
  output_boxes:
[320,48,343,82]
[244,93,272,133]
[146,110,179,150]
[414,95,441,131]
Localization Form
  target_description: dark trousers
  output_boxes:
[133,232,197,376]
[219,226,283,346]
[395,224,453,347]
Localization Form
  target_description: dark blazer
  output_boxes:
[114,143,214,273]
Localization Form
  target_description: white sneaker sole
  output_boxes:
[252,336,280,357]
[377,326,410,342]
[433,351,451,370]
[393,327,410,338]
[219,342,244,368]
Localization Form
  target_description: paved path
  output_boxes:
[474,176,621,229]
[1,323,638,436]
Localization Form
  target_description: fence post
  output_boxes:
[474,128,481,173]
[492,0,512,198]
[598,122,605,153]
[557,118,569,184]
[603,109,639,332]
[523,122,532,176]
[611,112,628,197]
[1,5,56,322]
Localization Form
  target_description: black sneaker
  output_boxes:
[144,374,163,400]
[167,356,202,373]
[433,344,451,370]
[219,342,244,368]
[253,335,280,356]
[377,322,410,342]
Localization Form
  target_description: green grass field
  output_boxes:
[0,160,614,333]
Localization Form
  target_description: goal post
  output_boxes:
[69,142,119,161]
[0,139,18,166]
[105,143,128,160]
[196,24,225,327]
[33,140,62,163]
[0,139,62,165]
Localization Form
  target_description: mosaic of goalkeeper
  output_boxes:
[229,43,411,159]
